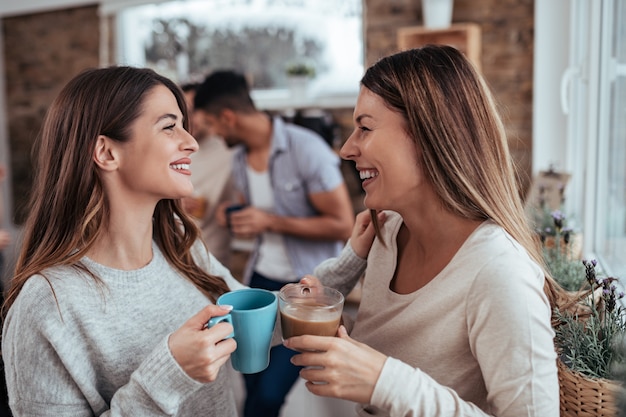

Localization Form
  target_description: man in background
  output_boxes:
[181,83,236,268]
[194,70,354,417]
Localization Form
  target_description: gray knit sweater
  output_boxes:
[2,240,245,416]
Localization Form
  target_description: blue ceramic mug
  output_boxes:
[208,288,277,374]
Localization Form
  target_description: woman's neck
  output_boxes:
[398,206,483,261]
[85,203,155,270]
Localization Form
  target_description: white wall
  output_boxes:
[532,0,570,175]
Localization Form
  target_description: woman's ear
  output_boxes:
[93,135,118,171]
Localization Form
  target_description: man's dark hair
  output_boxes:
[194,70,256,114]
[180,82,200,94]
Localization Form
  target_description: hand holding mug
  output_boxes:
[285,325,387,404]
[227,205,272,238]
[168,304,236,383]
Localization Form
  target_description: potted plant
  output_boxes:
[537,210,584,291]
[285,62,316,99]
[552,258,626,416]
[285,62,316,78]
[539,211,626,415]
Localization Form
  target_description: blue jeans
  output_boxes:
[243,272,301,417]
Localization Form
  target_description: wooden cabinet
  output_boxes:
[397,23,482,71]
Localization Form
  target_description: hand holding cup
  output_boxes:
[168,304,237,383]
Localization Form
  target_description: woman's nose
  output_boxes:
[183,129,199,152]
[339,131,358,160]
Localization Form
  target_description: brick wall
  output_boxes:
[1,0,534,223]
[363,0,535,196]
[3,5,100,224]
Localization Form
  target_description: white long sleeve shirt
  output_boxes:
[315,211,559,417]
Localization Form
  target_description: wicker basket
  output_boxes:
[558,358,622,416]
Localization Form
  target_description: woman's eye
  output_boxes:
[164,124,175,131]
[359,126,371,132]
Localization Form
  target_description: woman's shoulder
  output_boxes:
[469,222,537,264]
[20,265,93,296]
[6,268,81,326]
[461,222,544,290]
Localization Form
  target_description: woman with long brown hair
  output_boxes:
[2,66,245,416]
[285,45,563,416]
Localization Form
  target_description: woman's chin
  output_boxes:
[363,196,382,211]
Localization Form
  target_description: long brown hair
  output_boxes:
[363,46,566,310]
[3,66,229,318]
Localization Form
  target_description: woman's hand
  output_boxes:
[168,305,236,383]
[350,210,386,259]
[284,325,387,404]
[298,275,322,288]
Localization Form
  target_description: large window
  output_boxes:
[115,0,363,98]
[566,0,626,278]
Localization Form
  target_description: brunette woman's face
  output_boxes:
[340,87,424,212]
[115,85,198,201]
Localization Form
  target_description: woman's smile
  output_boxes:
[359,168,379,189]
[169,158,192,175]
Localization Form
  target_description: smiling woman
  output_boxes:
[0,66,249,417]
[284,45,566,417]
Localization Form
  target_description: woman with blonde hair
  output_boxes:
[2,66,245,416]
[285,45,563,416]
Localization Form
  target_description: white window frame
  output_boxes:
[535,0,625,278]
[591,0,625,277]
[566,0,623,277]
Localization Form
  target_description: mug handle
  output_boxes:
[206,314,235,339]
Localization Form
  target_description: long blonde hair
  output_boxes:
[364,46,566,309]
[3,66,229,318]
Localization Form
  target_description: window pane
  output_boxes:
[600,0,626,277]
[116,0,363,96]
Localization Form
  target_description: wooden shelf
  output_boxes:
[397,23,482,71]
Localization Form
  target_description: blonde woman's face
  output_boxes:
[340,87,425,212]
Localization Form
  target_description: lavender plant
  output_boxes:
[539,210,585,291]
[554,259,626,379]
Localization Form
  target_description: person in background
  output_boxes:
[0,165,10,284]
[1,66,247,416]
[0,164,11,417]
[285,45,564,416]
[180,83,236,268]
[194,70,355,417]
